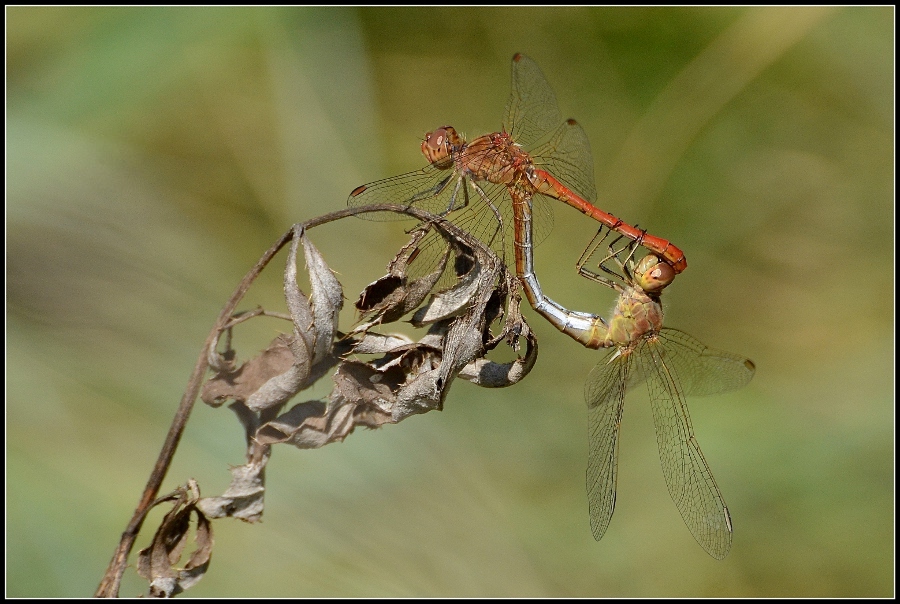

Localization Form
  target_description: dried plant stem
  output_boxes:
[94,204,462,597]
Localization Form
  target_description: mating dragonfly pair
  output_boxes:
[346,54,755,559]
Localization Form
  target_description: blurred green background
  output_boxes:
[7,7,893,597]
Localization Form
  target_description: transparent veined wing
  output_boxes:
[638,334,733,559]
[584,345,632,542]
[504,54,562,149]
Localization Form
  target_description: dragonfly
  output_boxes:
[348,54,686,291]
[520,225,755,559]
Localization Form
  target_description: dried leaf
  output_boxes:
[458,323,538,387]
[255,360,401,448]
[125,208,549,599]
[136,480,213,598]
[349,332,415,355]
[283,233,317,364]
[196,455,268,523]
[352,227,450,331]
[240,230,345,412]
[410,248,483,326]
[457,282,538,387]
[201,336,295,407]
[355,274,405,312]
[301,231,343,362]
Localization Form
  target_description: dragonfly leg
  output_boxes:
[438,176,466,214]
[402,176,466,235]
[405,172,456,209]
[576,227,615,272]
[576,226,643,289]
[609,232,638,283]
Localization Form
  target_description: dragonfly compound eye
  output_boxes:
[635,255,675,292]
[421,127,455,167]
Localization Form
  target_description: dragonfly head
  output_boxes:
[422,126,462,168]
[633,254,675,293]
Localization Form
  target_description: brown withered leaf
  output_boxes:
[202,211,539,448]
[355,274,404,313]
[348,332,415,354]
[201,335,296,408]
[255,361,400,448]
[354,226,428,314]
[196,454,268,523]
[352,225,450,331]
[136,480,213,598]
[256,214,537,448]
[127,209,545,598]
[300,230,343,362]
[410,245,482,326]
[457,323,537,387]
[242,228,344,412]
[457,281,538,387]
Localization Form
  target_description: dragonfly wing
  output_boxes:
[347,164,459,221]
[504,54,562,149]
[657,328,756,396]
[528,119,597,251]
[402,180,512,290]
[529,194,555,250]
[584,347,630,542]
[639,336,733,559]
[530,119,597,203]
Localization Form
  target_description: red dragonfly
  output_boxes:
[348,54,686,289]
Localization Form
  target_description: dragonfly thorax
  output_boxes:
[604,286,664,347]
[456,132,534,187]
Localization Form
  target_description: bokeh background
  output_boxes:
[7,6,893,597]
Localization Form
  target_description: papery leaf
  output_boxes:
[254,363,389,449]
[255,400,325,447]
[283,230,318,362]
[256,343,453,448]
[457,281,538,387]
[256,400,362,449]
[427,254,504,389]
[458,324,538,387]
[352,227,449,331]
[238,230,345,412]
[196,457,268,523]
[349,332,415,355]
[244,362,309,412]
[355,274,405,312]
[201,336,295,408]
[392,369,444,420]
[136,480,213,598]
[411,254,482,326]
[282,227,343,365]
[302,232,343,362]
[244,342,346,413]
